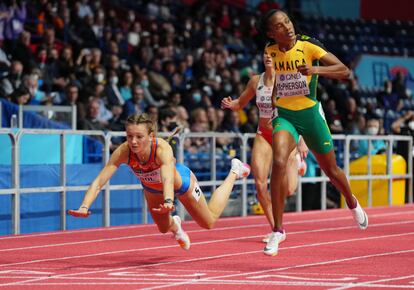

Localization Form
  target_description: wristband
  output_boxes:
[164,198,174,204]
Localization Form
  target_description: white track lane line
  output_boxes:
[330,274,414,290]
[1,219,413,268]
[141,248,414,290]
[1,210,413,252]
[2,230,414,287]
[1,206,412,240]
[3,281,414,288]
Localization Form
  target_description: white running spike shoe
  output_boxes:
[172,215,190,250]
[231,158,251,179]
[263,230,286,256]
[296,153,307,176]
[351,197,369,230]
[262,233,272,243]
[262,231,287,243]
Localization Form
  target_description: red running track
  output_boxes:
[0,204,414,289]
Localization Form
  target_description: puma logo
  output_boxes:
[296,49,304,54]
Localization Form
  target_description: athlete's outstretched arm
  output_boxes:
[152,139,176,214]
[221,75,259,110]
[68,143,127,217]
[297,52,350,80]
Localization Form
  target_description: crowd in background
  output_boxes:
[1,0,413,138]
[0,0,413,208]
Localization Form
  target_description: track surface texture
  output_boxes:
[1,204,413,289]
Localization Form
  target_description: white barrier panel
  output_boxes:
[0,129,412,235]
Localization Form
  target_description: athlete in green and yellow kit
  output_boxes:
[258,9,369,256]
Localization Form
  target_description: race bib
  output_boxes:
[136,168,161,184]
[192,183,202,202]
[257,98,273,118]
[276,72,310,97]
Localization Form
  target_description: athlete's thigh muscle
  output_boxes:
[178,174,215,227]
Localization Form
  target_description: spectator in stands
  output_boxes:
[59,83,85,122]
[391,110,414,158]
[137,71,166,107]
[76,14,98,49]
[0,0,27,48]
[182,87,202,111]
[76,0,93,19]
[145,105,159,123]
[206,106,220,132]
[92,83,113,123]
[158,107,178,133]
[0,60,23,97]
[216,110,243,157]
[378,80,401,111]
[175,105,190,130]
[257,0,281,14]
[42,47,68,95]
[147,58,172,101]
[87,65,106,98]
[258,9,368,256]
[186,108,210,154]
[75,47,94,87]
[77,97,107,131]
[0,41,10,73]
[392,71,408,99]
[358,116,387,156]
[127,21,142,50]
[131,32,153,69]
[8,30,35,74]
[57,45,76,84]
[34,2,63,39]
[189,107,209,132]
[240,106,259,134]
[325,79,350,118]
[107,104,124,131]
[121,84,147,119]
[68,113,251,251]
[347,76,361,105]
[392,110,414,136]
[39,27,64,54]
[342,97,360,134]
[90,48,103,71]
[325,99,344,134]
[119,70,134,102]
[105,69,124,107]
[105,54,121,76]
[8,85,30,105]
[23,73,46,105]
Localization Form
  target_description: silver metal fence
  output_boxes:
[18,105,77,129]
[0,129,412,234]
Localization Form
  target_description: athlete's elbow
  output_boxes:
[338,66,351,80]
[343,67,351,79]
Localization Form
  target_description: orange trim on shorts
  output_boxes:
[257,126,272,145]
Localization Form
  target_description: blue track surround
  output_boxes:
[0,164,150,236]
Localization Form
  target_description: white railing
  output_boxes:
[0,129,412,234]
[18,105,77,129]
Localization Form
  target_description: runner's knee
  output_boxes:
[156,224,170,234]
[198,219,215,230]
[255,180,269,198]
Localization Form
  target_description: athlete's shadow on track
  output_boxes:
[59,255,173,270]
